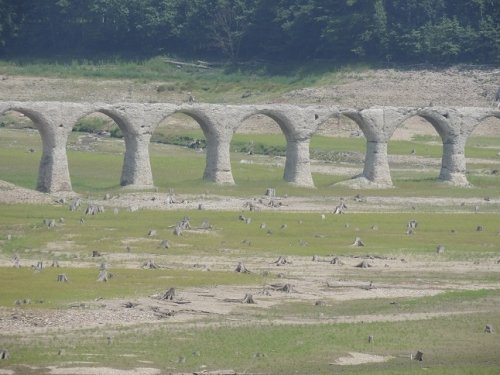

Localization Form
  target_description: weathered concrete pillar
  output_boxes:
[249,105,326,188]
[176,104,238,185]
[363,141,392,185]
[121,132,154,188]
[439,138,468,185]
[283,137,314,187]
[203,131,235,184]
[8,102,82,193]
[102,103,168,190]
[341,107,413,188]
[37,128,72,192]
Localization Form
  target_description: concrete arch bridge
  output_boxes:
[0,101,498,193]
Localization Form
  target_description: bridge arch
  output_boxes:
[232,111,288,186]
[391,114,444,183]
[70,109,128,190]
[0,105,71,192]
[465,112,500,185]
[0,108,42,189]
[148,109,209,187]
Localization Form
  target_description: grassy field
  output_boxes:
[0,57,362,104]
[1,200,499,373]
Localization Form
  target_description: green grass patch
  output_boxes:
[0,267,261,308]
[1,204,499,264]
[0,57,368,103]
[3,312,500,373]
[259,289,500,321]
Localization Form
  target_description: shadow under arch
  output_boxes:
[69,110,127,191]
[236,107,318,187]
[170,108,216,183]
[465,113,500,185]
[0,109,43,189]
[391,114,444,182]
[231,111,287,186]
[149,109,208,188]
[312,113,366,186]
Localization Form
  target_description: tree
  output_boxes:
[208,0,251,60]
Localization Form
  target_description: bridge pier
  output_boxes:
[284,137,314,187]
[37,131,72,192]
[8,103,79,193]
[121,132,154,188]
[204,131,235,184]
[363,140,392,185]
[341,107,412,188]
[100,103,167,190]
[417,107,495,187]
[439,138,469,186]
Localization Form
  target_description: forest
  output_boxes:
[0,0,498,64]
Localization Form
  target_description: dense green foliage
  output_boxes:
[0,0,498,64]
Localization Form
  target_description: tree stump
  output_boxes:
[0,349,9,360]
[179,217,191,229]
[334,202,347,214]
[407,220,418,230]
[97,264,110,282]
[33,261,43,271]
[312,255,330,262]
[265,188,276,197]
[148,229,157,237]
[57,274,68,282]
[368,335,374,343]
[224,294,256,304]
[159,240,170,249]
[242,293,255,304]
[477,225,484,232]
[355,260,372,268]
[201,220,212,229]
[51,260,60,268]
[143,259,159,269]
[92,250,101,257]
[413,351,423,361]
[235,262,251,273]
[484,324,494,333]
[124,301,139,308]
[436,244,445,254]
[162,288,176,300]
[330,257,343,265]
[351,237,365,247]
[173,224,183,236]
[273,256,289,266]
[270,283,295,293]
[69,198,81,211]
[97,270,110,282]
